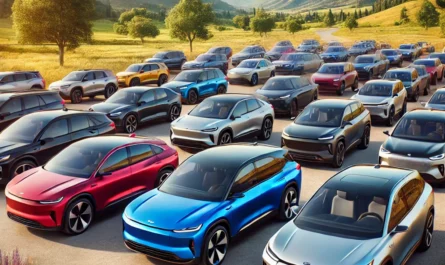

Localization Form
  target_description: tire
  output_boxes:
[187,89,199,105]
[129,78,140,87]
[290,100,298,118]
[218,130,232,145]
[332,141,345,168]
[70,88,83,104]
[124,114,138,133]
[412,88,420,102]
[417,211,434,252]
[424,82,430,96]
[432,74,437,86]
[258,117,273,140]
[63,198,94,235]
[104,84,117,99]
[278,186,298,221]
[10,160,37,179]
[250,74,258,86]
[386,106,395,126]
[336,82,345,96]
[203,225,229,265]
[155,168,173,187]
[157,74,168,86]
[168,104,181,122]
[358,125,370,149]
[401,100,407,116]
[217,85,226,94]
[352,78,359,91]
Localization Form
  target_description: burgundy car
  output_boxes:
[413,58,444,85]
[311,63,359,95]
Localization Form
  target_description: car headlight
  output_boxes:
[201,127,218,132]
[40,197,64,205]
[60,85,70,90]
[0,155,10,162]
[318,136,334,140]
[429,153,445,161]
[280,94,291,99]
[109,112,122,117]
[173,224,202,233]
[333,78,340,82]
[380,146,391,154]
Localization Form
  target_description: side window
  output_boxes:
[291,78,301,89]
[230,163,256,194]
[155,89,168,100]
[207,70,216,80]
[129,144,154,164]
[199,71,208,81]
[23,96,40,110]
[140,90,155,103]
[300,77,310,86]
[25,73,36,80]
[246,99,260,112]
[142,64,151,72]
[303,54,312,61]
[84,72,95,81]
[150,64,160,71]
[1,98,22,113]
[14,74,27,82]
[351,103,362,119]
[402,178,424,209]
[41,119,68,139]
[41,94,59,104]
[343,106,353,122]
[255,157,286,183]
[70,115,90,132]
[95,71,105,79]
[388,190,408,232]
[259,60,267,67]
[152,145,164,155]
[100,148,129,173]
[232,101,248,117]
[1,75,14,83]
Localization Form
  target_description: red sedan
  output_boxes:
[5,135,178,235]
[413,58,444,85]
[311,62,359,95]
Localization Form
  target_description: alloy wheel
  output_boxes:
[284,189,297,219]
[425,214,434,247]
[14,163,34,176]
[217,85,226,94]
[159,172,171,185]
[106,85,115,97]
[125,115,137,133]
[364,127,370,147]
[263,119,272,139]
[188,91,198,104]
[170,105,180,121]
[220,132,232,145]
[336,142,345,166]
[69,202,92,233]
[73,90,82,103]
[251,74,258,86]
[208,230,228,265]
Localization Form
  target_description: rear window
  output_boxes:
[14,74,27,81]
[95,71,105,79]
[41,94,61,104]
[89,114,110,126]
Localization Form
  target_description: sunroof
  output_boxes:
[340,174,389,187]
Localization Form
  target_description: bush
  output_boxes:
[113,22,128,35]
[215,25,227,31]
[394,21,401,26]
[0,248,30,265]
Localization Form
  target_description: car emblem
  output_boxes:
[147,220,154,224]
[303,262,311,265]
[407,154,411,157]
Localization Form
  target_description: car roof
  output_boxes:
[207,94,253,102]
[0,91,59,98]
[72,135,158,152]
[405,109,445,121]
[387,67,414,73]
[120,86,156,93]
[322,62,348,66]
[26,109,99,122]
[366,79,399,85]
[310,99,357,108]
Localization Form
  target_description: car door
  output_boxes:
[342,105,356,149]
[197,71,211,96]
[344,64,353,86]
[70,115,98,142]
[303,54,314,71]
[0,97,24,131]
[128,144,161,192]
[258,60,268,79]
[149,64,160,82]
[312,54,323,70]
[93,71,107,94]
[418,69,428,91]
[246,99,264,132]
[230,100,250,138]
[137,90,158,123]
[206,70,218,95]
[13,73,29,91]
[82,72,96,95]
[22,95,41,116]
[293,77,312,107]
[165,52,175,68]
[154,88,170,118]
[140,64,152,83]
[349,102,365,146]
[36,118,71,163]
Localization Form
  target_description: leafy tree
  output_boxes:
[250,9,275,36]
[365,9,369,16]
[12,0,94,66]
[437,0,445,8]
[285,17,303,34]
[417,0,439,30]
[400,6,410,24]
[440,13,445,35]
[233,15,250,30]
[128,16,160,43]
[165,0,214,52]
[113,23,129,35]
[359,9,362,18]
[324,9,335,26]
[354,10,358,19]
[345,15,359,31]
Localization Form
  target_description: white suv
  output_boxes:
[0,71,45,92]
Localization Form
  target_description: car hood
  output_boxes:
[255,89,294,99]
[230,68,254,74]
[49,80,79,88]
[426,103,445,110]
[270,222,379,265]
[7,167,87,201]
[312,73,343,81]
[172,115,227,130]
[233,52,250,59]
[383,136,445,158]
[125,190,221,230]
[91,102,132,114]
[284,123,339,139]
[0,139,28,155]
[116,72,136,77]
[351,95,389,104]
[273,60,297,66]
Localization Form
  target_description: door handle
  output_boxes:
[91,183,97,187]
[225,206,232,210]
[89,130,97,134]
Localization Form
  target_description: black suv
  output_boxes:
[0,91,64,132]
[145,51,187,70]
[182,53,229,74]
[0,110,115,183]
[232,45,267,66]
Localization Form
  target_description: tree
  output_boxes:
[127,16,160,43]
[165,0,214,52]
[12,0,94,66]
[437,0,445,8]
[400,6,410,24]
[324,9,335,26]
[440,13,445,35]
[233,15,250,30]
[285,17,303,34]
[359,9,362,18]
[345,15,359,31]
[417,0,439,30]
[365,9,369,16]
[250,9,275,36]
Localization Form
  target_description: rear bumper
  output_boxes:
[275,68,302,75]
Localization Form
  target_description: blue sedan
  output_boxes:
[320,46,349,62]
[123,143,302,265]
[381,49,403,67]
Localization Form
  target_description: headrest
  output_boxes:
[337,191,347,199]
[373,197,387,205]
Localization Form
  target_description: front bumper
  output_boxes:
[314,81,340,92]
[227,73,251,83]
[363,104,390,119]
[281,135,334,163]
[267,99,291,114]
[275,67,302,75]
[170,128,217,149]
[356,70,372,79]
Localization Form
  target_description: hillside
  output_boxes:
[108,0,236,10]
[222,0,374,11]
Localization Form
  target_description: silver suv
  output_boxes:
[49,70,118,104]
[0,71,45,92]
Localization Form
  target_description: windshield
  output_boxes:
[189,98,236,119]
[355,57,373,63]
[317,65,344,74]
[430,54,445,60]
[414,60,435,67]
[106,90,141,104]
[382,50,398,56]
[400,45,413,50]
[240,47,252,53]
[208,47,223,53]
[174,71,201,82]
[261,78,295,90]
[302,40,313,45]
[326,47,342,53]
[44,144,109,178]
[271,46,290,52]
[393,117,445,142]
[125,64,142,72]
[429,92,445,104]
[359,83,392,97]
[153,52,167,59]
[159,156,237,201]
[280,54,304,61]
[196,54,214,62]
[295,106,344,127]
[352,44,364,49]
[0,115,49,143]
[62,72,85,82]
[294,187,387,239]
[238,60,258,69]
[384,71,411,82]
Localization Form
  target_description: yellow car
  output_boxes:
[116,63,169,87]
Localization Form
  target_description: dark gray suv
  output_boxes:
[145,51,187,70]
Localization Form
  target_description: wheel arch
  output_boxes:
[61,192,97,226]
[71,86,84,94]
[10,155,39,178]
[284,181,300,204]
[218,127,233,142]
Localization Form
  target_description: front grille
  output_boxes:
[314,81,332,86]
[289,152,322,161]
[7,212,44,229]
[125,240,186,262]
[172,138,210,149]
[283,139,329,152]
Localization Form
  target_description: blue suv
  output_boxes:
[123,143,302,265]
[162,69,228,105]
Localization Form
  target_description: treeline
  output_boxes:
[373,0,410,13]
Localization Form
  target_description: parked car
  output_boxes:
[227,59,275,86]
[380,108,445,185]
[362,41,377,53]
[311,62,358,95]
[90,87,181,133]
[144,51,187,70]
[380,42,392,49]
[255,76,318,117]
[265,45,296,62]
[422,88,445,110]
[0,110,115,184]
[171,94,274,149]
[361,39,377,46]
[206,46,233,59]
[296,39,322,53]
[264,164,435,265]
[418,41,435,54]
[273,53,323,75]
[407,64,431,95]
[0,71,45,91]
[49,70,118,104]
[348,42,370,57]
[381,49,403,67]
[6,135,178,234]
[182,53,228,74]
[353,54,390,80]
[399,44,421,61]
[0,91,64,132]
[282,99,371,168]
[351,80,407,126]
[232,45,266,66]
[319,46,349,62]
[429,52,445,65]
[275,40,293,47]
[162,69,228,105]
[384,68,422,102]
[116,63,169,88]
[123,143,302,265]
[413,58,444,85]
[327,41,343,47]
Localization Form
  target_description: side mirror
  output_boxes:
[257,66,261,69]
[421,102,427,106]
[383,130,390,136]
[228,193,245,200]
[138,101,146,106]
[140,70,145,74]
[230,115,240,120]
[341,121,352,128]
[96,171,112,178]
[40,137,54,145]
[392,225,409,234]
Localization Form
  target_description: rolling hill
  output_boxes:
[108,0,236,10]
[221,0,375,11]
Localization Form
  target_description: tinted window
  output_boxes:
[2,98,22,113]
[95,71,105,79]
[152,145,164,154]
[0,115,48,143]
[247,99,260,112]
[392,116,445,142]
[84,72,95,81]
[207,70,216,80]
[402,178,424,209]
[150,64,160,71]
[358,83,393,97]
[129,144,154,164]
[199,72,208,81]
[71,116,90,132]
[14,74,27,81]
[140,90,155,103]
[230,163,256,194]
[343,106,353,122]
[232,101,248,117]
[388,190,408,232]
[303,54,313,61]
[23,96,39,110]
[1,75,14,83]
[259,60,267,67]
[41,94,60,104]
[255,157,286,183]
[189,98,236,119]
[100,148,129,173]
[295,106,344,127]
[156,89,168,100]
[142,64,151,72]
[26,73,36,79]
[41,119,68,139]
[89,115,109,126]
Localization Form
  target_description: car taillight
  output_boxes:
[296,163,301,170]
[42,79,46,88]
[225,76,229,81]
[270,104,274,109]
[110,121,116,129]
[61,99,66,105]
